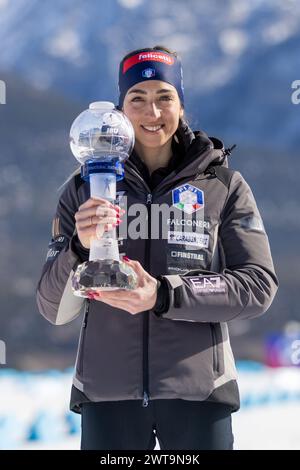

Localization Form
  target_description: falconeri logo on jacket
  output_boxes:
[172,184,204,214]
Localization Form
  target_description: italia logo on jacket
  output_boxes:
[172,184,204,214]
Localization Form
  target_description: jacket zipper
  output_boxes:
[142,192,152,407]
[78,300,90,374]
[210,323,219,374]
[124,165,152,407]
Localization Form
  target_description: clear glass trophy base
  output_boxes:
[72,259,138,297]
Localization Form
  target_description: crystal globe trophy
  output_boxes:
[70,101,138,297]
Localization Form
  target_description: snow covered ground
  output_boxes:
[1,362,300,450]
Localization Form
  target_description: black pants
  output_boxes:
[81,399,234,450]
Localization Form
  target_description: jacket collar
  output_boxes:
[125,118,227,186]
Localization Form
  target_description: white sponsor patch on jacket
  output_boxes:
[168,231,209,248]
[171,251,204,261]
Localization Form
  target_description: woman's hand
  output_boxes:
[74,197,125,249]
[89,259,158,315]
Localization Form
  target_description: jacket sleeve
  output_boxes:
[36,176,89,325]
[153,171,278,323]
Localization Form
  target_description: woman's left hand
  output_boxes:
[89,258,158,315]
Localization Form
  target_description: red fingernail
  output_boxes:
[87,292,96,299]
[123,256,130,261]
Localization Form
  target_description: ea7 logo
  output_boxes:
[190,276,221,288]
[189,276,226,295]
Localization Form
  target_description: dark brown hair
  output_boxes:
[121,45,179,63]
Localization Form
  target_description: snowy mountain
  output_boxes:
[0,0,300,149]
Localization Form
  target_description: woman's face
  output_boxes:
[122,80,183,150]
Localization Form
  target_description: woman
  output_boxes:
[36,46,278,450]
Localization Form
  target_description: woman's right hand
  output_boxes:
[74,197,124,249]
